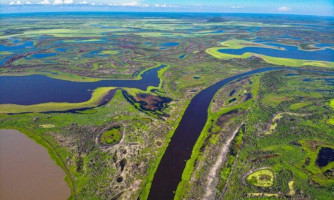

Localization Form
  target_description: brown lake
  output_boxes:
[0,129,70,200]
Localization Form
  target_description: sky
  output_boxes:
[0,0,333,16]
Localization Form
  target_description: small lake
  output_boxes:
[218,42,334,62]
[0,65,165,105]
[26,53,58,59]
[160,42,179,47]
[0,41,34,52]
[179,54,186,59]
[0,129,70,200]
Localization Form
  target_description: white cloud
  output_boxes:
[154,3,177,8]
[6,0,174,7]
[278,6,290,11]
[64,0,73,4]
[231,5,244,9]
[108,1,151,7]
[9,1,23,5]
[53,0,63,4]
[40,0,50,4]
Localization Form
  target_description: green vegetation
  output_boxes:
[288,181,295,196]
[289,102,312,110]
[39,124,56,128]
[246,169,274,187]
[328,118,334,125]
[100,126,122,145]
[100,50,119,55]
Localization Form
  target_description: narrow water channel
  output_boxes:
[0,129,70,200]
[147,67,334,200]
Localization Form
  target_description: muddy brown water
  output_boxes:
[0,129,70,200]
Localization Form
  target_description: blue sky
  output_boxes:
[1,0,333,16]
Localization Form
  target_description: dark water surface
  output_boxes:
[316,147,334,167]
[218,43,334,62]
[148,67,334,200]
[0,65,165,105]
[0,129,70,200]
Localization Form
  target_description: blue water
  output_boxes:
[315,43,333,48]
[56,48,66,52]
[0,56,11,66]
[0,65,166,105]
[160,42,179,47]
[0,41,34,52]
[26,53,58,59]
[212,30,224,33]
[218,42,334,62]
[179,54,186,59]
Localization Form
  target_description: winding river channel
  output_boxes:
[147,67,334,200]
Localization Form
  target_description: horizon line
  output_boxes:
[0,10,333,17]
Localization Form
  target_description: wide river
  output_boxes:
[0,129,70,200]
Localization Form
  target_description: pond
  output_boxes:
[160,42,180,47]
